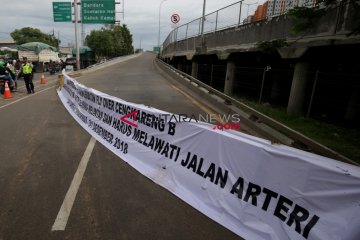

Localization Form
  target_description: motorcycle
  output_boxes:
[0,77,17,94]
[50,65,57,75]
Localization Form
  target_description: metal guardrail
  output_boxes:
[163,1,250,49]
[156,58,358,166]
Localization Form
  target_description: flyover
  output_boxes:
[160,1,360,120]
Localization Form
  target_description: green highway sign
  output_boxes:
[82,0,115,24]
[53,2,72,22]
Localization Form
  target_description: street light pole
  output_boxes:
[74,0,80,71]
[244,2,258,23]
[158,0,167,51]
[200,0,206,44]
[259,66,271,104]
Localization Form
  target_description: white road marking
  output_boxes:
[51,137,97,231]
[0,85,56,109]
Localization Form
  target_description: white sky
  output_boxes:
[1,0,263,51]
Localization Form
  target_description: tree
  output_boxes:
[120,24,134,55]
[11,27,60,48]
[86,29,114,59]
[288,0,360,35]
[85,24,134,59]
[288,6,326,33]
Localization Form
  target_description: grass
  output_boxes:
[235,97,360,164]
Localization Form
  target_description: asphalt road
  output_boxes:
[0,52,243,240]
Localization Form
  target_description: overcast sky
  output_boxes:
[1,0,263,51]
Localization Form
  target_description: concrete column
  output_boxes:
[224,61,235,95]
[287,62,310,115]
[191,61,198,79]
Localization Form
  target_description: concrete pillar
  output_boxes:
[191,61,198,79]
[224,61,235,95]
[287,62,310,115]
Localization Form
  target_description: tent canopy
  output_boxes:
[17,42,57,54]
[72,46,93,55]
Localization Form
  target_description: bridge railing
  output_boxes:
[163,1,250,49]
[162,0,331,50]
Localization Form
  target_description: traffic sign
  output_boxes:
[81,0,115,24]
[171,14,180,24]
[53,2,72,22]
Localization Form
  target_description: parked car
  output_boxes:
[65,57,77,70]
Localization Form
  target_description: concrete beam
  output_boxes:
[277,47,308,59]
[186,54,194,61]
[216,53,230,60]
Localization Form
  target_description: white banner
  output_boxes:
[57,73,360,240]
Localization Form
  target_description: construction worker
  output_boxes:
[19,57,35,94]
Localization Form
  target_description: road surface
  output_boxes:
[0,52,243,240]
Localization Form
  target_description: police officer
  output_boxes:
[20,57,35,94]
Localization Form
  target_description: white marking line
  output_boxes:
[51,137,97,231]
[16,78,43,90]
[0,85,56,110]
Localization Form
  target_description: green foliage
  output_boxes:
[288,0,360,35]
[85,24,134,59]
[288,0,359,34]
[256,39,288,54]
[288,7,326,33]
[11,27,59,48]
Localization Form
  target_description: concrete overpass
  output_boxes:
[160,2,360,120]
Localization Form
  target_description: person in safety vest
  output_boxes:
[0,60,16,92]
[19,57,35,94]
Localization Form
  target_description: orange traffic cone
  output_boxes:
[3,81,13,99]
[40,74,46,84]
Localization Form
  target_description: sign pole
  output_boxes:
[74,0,80,71]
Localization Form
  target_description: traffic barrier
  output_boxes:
[3,82,12,99]
[40,74,46,84]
